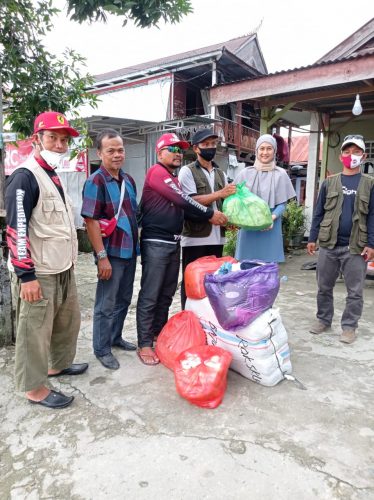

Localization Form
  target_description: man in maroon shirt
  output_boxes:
[136,133,227,365]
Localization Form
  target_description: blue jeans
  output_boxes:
[93,256,136,356]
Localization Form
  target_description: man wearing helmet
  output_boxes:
[5,111,88,409]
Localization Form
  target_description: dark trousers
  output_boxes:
[93,256,137,356]
[316,246,367,330]
[136,240,181,348]
[181,244,223,309]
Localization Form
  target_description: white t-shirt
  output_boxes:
[178,165,227,247]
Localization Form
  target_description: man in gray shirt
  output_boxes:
[178,128,234,308]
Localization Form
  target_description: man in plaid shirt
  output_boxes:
[82,128,139,370]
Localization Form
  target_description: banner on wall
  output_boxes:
[4,139,87,176]
[4,139,33,175]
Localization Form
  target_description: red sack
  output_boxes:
[174,345,232,409]
[184,256,237,300]
[155,311,206,370]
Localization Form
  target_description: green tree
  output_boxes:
[1,1,98,136]
[66,0,193,27]
[0,0,193,344]
[1,0,193,135]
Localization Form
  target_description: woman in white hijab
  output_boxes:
[235,134,296,262]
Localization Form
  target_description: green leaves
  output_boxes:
[66,0,193,27]
[282,200,307,239]
[1,2,97,137]
[0,0,192,137]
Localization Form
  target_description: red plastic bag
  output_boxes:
[184,256,237,300]
[155,311,207,370]
[174,345,232,409]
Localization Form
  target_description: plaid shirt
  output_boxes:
[81,166,139,259]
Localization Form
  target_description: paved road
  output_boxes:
[1,251,373,499]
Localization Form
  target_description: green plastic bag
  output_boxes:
[223,182,272,230]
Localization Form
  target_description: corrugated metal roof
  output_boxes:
[210,51,374,89]
[94,33,257,82]
[209,20,374,88]
[316,17,374,63]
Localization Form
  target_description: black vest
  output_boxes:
[182,161,226,238]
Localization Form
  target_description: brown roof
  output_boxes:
[208,20,374,89]
[316,18,374,63]
[94,33,257,81]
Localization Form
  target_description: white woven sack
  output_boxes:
[186,298,292,387]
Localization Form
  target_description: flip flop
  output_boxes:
[136,348,160,366]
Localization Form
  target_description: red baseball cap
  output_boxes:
[34,111,79,137]
[156,133,189,153]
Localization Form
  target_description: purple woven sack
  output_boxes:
[204,261,280,331]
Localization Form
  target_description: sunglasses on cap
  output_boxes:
[161,145,183,154]
[343,134,364,141]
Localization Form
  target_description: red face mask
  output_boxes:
[341,154,363,169]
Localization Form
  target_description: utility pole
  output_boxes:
[0,78,15,346]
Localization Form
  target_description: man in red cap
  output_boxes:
[5,111,88,409]
[136,133,227,365]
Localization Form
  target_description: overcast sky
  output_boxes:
[46,1,373,76]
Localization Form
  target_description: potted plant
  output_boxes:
[223,224,239,257]
[282,200,307,249]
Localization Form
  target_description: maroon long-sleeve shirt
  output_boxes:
[139,162,214,242]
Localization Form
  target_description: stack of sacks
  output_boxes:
[185,260,292,387]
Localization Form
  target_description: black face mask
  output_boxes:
[198,147,216,162]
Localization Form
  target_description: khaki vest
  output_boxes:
[182,162,226,238]
[23,158,78,274]
[318,173,374,253]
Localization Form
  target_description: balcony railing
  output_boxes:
[214,119,259,154]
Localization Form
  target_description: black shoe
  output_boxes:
[112,339,137,351]
[48,363,89,377]
[96,353,120,370]
[28,390,74,409]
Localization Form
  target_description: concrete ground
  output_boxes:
[1,251,373,500]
